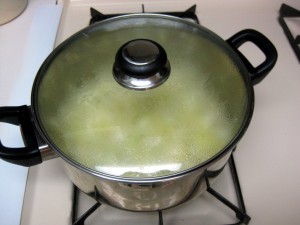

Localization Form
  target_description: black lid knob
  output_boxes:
[113,39,170,90]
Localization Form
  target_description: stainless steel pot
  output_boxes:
[0,14,277,211]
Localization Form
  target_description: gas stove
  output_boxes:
[1,0,300,225]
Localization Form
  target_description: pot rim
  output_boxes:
[31,13,255,183]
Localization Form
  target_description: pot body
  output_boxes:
[0,14,277,212]
[62,147,232,211]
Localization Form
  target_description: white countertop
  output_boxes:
[0,0,62,224]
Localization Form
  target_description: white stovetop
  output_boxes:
[0,0,62,224]
[1,0,300,225]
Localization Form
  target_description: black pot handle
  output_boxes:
[227,29,278,85]
[0,105,42,166]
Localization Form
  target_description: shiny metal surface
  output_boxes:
[113,39,170,90]
[113,65,170,90]
[122,40,160,66]
[62,149,232,211]
[39,144,58,161]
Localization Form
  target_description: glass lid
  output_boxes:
[34,14,252,179]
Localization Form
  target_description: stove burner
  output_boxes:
[71,154,250,225]
[89,5,199,25]
[279,4,300,62]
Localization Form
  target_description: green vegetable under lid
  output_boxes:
[34,14,251,178]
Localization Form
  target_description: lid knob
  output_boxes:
[113,39,170,90]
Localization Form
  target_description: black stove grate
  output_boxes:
[279,4,300,62]
[71,154,250,225]
[89,5,199,25]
